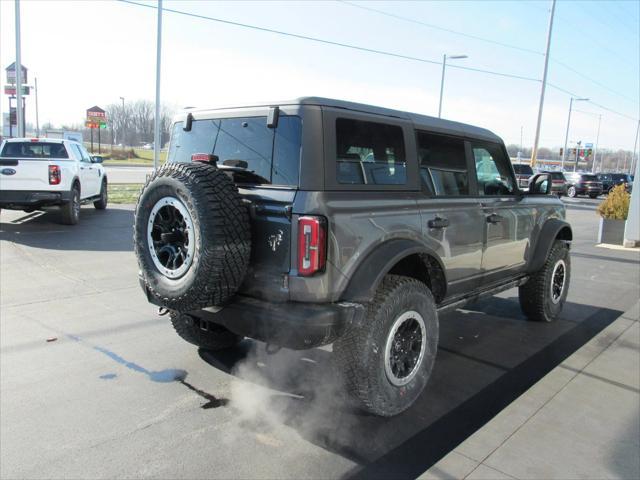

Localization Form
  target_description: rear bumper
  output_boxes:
[140,279,364,350]
[0,189,70,209]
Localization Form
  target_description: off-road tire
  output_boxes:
[334,275,439,417]
[519,240,570,322]
[134,162,251,311]
[60,184,80,225]
[94,179,108,209]
[170,311,242,351]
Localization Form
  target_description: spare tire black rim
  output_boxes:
[147,196,195,279]
[384,311,427,386]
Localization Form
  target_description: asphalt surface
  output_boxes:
[1,196,638,479]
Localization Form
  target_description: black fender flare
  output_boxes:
[527,218,572,273]
[339,238,446,303]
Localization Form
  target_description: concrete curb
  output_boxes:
[422,300,640,480]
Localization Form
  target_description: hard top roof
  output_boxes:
[183,96,502,143]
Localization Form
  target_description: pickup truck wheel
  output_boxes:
[94,180,108,209]
[519,240,570,322]
[334,275,438,417]
[134,162,251,311]
[170,312,242,351]
[60,185,80,225]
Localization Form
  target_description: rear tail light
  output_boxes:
[48,165,61,185]
[297,216,327,276]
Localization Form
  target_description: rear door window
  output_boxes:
[0,142,68,159]
[168,115,301,186]
[417,131,468,196]
[335,118,406,185]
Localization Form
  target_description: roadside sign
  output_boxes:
[5,62,28,85]
[585,143,593,148]
[86,106,106,119]
[4,85,30,96]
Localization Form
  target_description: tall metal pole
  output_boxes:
[631,119,640,175]
[561,97,573,171]
[34,77,40,137]
[153,0,163,171]
[438,54,446,118]
[15,0,24,137]
[530,0,556,168]
[592,114,601,173]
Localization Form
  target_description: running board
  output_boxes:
[437,276,529,315]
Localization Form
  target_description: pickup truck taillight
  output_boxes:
[297,216,327,276]
[48,165,61,185]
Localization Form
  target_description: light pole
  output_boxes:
[119,96,125,148]
[153,0,163,171]
[592,114,601,173]
[15,0,24,137]
[438,54,467,118]
[561,97,589,171]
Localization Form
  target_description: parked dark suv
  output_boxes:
[134,98,572,416]
[597,173,633,194]
[512,163,534,189]
[563,172,603,198]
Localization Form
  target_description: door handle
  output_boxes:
[428,217,449,229]
[486,213,502,224]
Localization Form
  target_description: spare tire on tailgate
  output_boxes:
[134,162,251,311]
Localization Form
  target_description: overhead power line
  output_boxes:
[118,0,639,123]
[340,0,639,105]
[338,0,545,56]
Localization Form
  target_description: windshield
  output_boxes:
[168,115,301,186]
[1,142,68,159]
[512,164,533,175]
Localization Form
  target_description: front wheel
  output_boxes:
[334,275,439,417]
[567,186,577,198]
[519,240,570,322]
[60,185,80,225]
[94,179,108,209]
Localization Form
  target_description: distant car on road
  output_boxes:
[538,171,567,197]
[0,138,108,224]
[597,173,633,194]
[513,163,534,189]
[563,172,603,198]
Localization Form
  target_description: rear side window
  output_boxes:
[1,142,68,159]
[336,118,406,185]
[168,115,301,186]
[513,164,533,175]
[417,131,468,196]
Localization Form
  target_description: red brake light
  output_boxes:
[191,153,216,163]
[48,165,61,185]
[297,216,327,277]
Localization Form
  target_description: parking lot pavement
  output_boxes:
[1,201,639,479]
[104,165,153,184]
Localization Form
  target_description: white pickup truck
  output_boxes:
[0,138,108,224]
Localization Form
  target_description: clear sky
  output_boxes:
[1,0,638,151]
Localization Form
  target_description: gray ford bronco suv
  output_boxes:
[134,97,571,416]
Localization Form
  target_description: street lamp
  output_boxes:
[561,97,589,171]
[438,54,468,118]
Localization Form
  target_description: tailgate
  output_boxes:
[237,187,296,301]
[0,158,52,191]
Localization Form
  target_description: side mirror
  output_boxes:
[528,173,551,195]
[91,155,104,164]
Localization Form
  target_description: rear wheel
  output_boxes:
[334,275,439,417]
[519,240,570,322]
[94,179,108,209]
[567,186,577,198]
[170,311,242,351]
[60,184,80,225]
